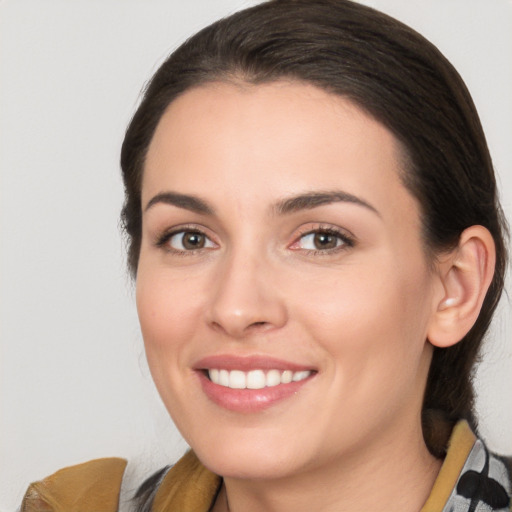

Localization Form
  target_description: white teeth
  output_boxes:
[209,369,219,383]
[229,370,246,389]
[208,368,312,389]
[247,370,266,389]
[281,370,293,384]
[292,370,311,382]
[219,369,230,387]
[266,369,281,387]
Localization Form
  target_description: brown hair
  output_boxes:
[120,0,508,455]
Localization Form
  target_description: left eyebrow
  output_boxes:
[144,191,214,215]
[274,190,380,217]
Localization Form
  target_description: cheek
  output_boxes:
[135,266,212,433]
[135,267,204,369]
[288,256,433,373]
[298,265,433,432]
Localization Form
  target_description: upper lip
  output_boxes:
[193,354,315,372]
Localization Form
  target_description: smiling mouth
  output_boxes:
[206,369,313,390]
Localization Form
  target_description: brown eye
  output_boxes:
[182,232,205,249]
[291,228,354,253]
[313,232,338,250]
[167,231,215,251]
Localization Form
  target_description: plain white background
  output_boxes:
[1,1,511,510]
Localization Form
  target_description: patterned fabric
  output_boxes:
[442,439,510,512]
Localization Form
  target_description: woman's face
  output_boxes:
[137,81,441,479]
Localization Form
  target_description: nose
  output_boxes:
[206,250,288,339]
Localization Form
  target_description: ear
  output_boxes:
[427,225,496,348]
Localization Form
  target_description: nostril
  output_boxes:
[249,321,268,329]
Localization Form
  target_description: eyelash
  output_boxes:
[290,225,355,255]
[155,224,217,255]
[154,224,355,256]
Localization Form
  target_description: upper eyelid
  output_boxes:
[287,226,356,256]
[157,223,213,236]
[154,224,217,246]
[293,223,356,240]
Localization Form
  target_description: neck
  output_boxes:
[214,419,442,512]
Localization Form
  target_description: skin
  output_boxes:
[136,81,445,512]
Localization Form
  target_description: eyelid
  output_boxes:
[154,223,219,252]
[289,223,356,252]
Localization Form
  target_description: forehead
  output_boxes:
[143,81,418,225]
[146,81,400,168]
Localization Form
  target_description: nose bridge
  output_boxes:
[207,241,286,337]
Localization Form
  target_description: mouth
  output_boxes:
[194,355,316,413]
[206,368,312,390]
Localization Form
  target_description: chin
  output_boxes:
[201,450,302,481]
[189,429,310,480]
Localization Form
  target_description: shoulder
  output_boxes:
[20,458,127,512]
[136,451,221,512]
[424,421,512,512]
[20,452,221,512]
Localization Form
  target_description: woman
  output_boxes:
[21,0,510,511]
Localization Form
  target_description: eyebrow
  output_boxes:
[144,192,214,215]
[275,191,380,217]
[144,189,379,217]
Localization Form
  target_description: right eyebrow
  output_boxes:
[144,192,214,215]
[274,190,380,217]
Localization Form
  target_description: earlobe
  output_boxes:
[427,226,496,348]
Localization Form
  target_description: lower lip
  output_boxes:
[197,371,314,413]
